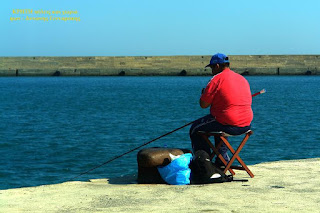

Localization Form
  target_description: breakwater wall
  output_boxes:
[0,55,319,76]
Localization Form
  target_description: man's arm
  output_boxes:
[199,88,211,108]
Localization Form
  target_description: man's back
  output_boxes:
[201,68,253,127]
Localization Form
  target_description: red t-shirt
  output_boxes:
[200,68,253,127]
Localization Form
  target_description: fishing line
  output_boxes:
[69,89,266,181]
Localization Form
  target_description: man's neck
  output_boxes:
[213,67,229,75]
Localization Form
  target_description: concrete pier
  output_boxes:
[0,55,319,76]
[0,158,319,212]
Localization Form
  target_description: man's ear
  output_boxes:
[211,64,220,75]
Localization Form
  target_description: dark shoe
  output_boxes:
[214,159,228,169]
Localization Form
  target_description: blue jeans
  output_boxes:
[189,114,251,163]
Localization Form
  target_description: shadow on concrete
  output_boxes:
[106,174,139,185]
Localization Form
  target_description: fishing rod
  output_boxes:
[69,89,266,181]
[252,89,266,97]
[68,120,196,181]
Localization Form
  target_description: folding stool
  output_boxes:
[197,130,254,178]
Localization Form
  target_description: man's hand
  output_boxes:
[199,99,210,108]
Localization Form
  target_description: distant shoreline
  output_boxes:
[0,55,319,76]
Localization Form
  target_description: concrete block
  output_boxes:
[17,69,56,76]
[0,69,16,76]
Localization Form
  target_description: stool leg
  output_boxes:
[200,134,236,176]
[214,136,224,158]
[221,135,254,178]
[208,136,223,160]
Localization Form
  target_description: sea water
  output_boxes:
[0,76,319,189]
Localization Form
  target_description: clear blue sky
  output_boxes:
[1,0,320,56]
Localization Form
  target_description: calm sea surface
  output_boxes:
[0,76,319,189]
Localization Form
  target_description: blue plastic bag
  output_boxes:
[157,153,193,185]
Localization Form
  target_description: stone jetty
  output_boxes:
[0,55,319,76]
[0,158,319,212]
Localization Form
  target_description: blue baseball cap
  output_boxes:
[205,53,229,67]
